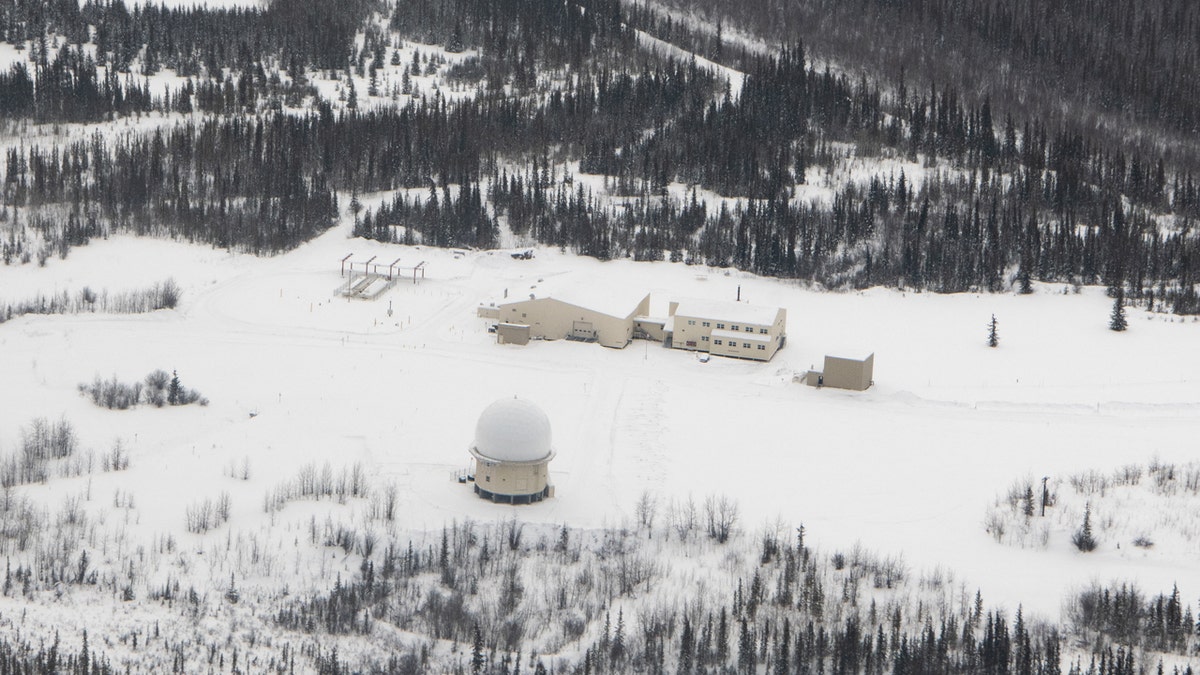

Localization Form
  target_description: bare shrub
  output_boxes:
[634,491,658,534]
[0,279,182,324]
[703,494,739,543]
[81,369,206,409]
[1068,470,1110,496]
[264,462,371,512]
[22,417,77,462]
[144,369,170,407]
[101,440,130,471]
[1,418,81,487]
[186,492,232,534]
[668,495,699,541]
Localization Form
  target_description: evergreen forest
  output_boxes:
[2,0,1199,311]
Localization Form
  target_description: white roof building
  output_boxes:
[667,298,787,361]
[484,281,651,349]
[671,298,783,327]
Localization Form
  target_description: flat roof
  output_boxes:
[712,328,773,343]
[500,282,648,319]
[826,352,874,363]
[672,298,782,326]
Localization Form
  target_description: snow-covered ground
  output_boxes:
[633,29,745,99]
[1,223,1198,627]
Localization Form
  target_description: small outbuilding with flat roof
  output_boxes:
[496,323,531,345]
[806,353,874,391]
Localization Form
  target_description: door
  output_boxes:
[571,321,595,339]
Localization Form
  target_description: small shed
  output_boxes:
[496,323,531,345]
[806,353,874,391]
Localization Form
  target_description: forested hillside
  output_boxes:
[1,0,1198,311]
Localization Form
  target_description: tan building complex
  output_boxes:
[479,286,650,349]
[667,298,787,361]
[479,284,787,361]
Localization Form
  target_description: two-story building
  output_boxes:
[667,299,787,361]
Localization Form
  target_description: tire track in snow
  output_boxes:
[611,376,668,487]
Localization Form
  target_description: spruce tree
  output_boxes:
[611,609,625,662]
[1072,502,1097,552]
[737,618,755,673]
[168,370,181,405]
[471,625,485,675]
[679,618,694,674]
[1109,291,1127,331]
[987,314,999,347]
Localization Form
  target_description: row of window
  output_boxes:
[689,320,770,334]
[711,340,768,351]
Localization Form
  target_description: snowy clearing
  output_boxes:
[2,223,1198,631]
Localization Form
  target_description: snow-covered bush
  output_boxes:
[985,460,1200,556]
[80,369,207,409]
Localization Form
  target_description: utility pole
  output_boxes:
[1041,476,1049,517]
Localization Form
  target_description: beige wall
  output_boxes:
[821,353,874,390]
[497,323,530,345]
[711,336,747,359]
[498,296,647,348]
[634,319,667,341]
[670,315,711,351]
[474,459,550,496]
[477,305,501,319]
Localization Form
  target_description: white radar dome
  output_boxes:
[472,397,553,462]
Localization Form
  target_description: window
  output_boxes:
[716,323,725,329]
[714,339,722,345]
[759,328,768,334]
[743,343,751,348]
[485,475,491,482]
[731,325,739,331]
[701,336,709,342]
[757,345,766,350]
[744,326,753,332]
[702,321,711,327]
[688,320,696,325]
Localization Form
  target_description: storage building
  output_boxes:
[491,286,650,348]
[806,353,875,390]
